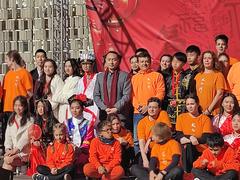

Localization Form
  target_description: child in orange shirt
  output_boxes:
[32,123,74,180]
[83,120,124,180]
[131,122,183,180]
[107,113,134,173]
[192,133,239,180]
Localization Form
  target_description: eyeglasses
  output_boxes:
[102,128,112,132]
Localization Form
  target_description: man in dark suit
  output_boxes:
[93,51,132,128]
[30,49,47,86]
[30,49,47,113]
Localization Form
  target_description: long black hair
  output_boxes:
[35,59,58,99]
[63,58,80,80]
[8,96,30,127]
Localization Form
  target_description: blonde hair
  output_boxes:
[53,123,67,134]
[152,122,172,142]
[52,123,68,153]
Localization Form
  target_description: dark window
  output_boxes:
[17,31,20,40]
[16,9,21,19]
[8,9,12,19]
[14,20,18,30]
[24,20,28,30]
[46,30,49,39]
[23,41,28,52]
[74,29,78,37]
[72,6,76,16]
[9,31,13,41]
[45,19,48,29]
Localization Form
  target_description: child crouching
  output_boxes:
[192,133,239,180]
[32,123,74,180]
[83,120,124,180]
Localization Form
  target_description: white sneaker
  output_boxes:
[64,174,72,180]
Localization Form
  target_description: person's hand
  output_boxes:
[32,140,41,146]
[155,172,164,180]
[190,136,199,145]
[98,166,107,174]
[143,159,149,168]
[47,94,52,101]
[180,137,191,144]
[203,108,211,115]
[7,148,19,156]
[208,160,216,168]
[51,168,58,175]
[117,137,128,145]
[201,159,208,168]
[106,108,118,114]
[4,149,12,157]
[149,170,157,180]
[4,155,15,164]
[139,105,148,115]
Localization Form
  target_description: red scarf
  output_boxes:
[103,68,119,108]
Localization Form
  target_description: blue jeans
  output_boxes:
[133,113,145,154]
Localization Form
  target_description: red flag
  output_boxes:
[86,0,240,72]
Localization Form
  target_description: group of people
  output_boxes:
[0,33,239,180]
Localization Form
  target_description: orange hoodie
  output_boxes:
[89,137,121,171]
[46,141,74,169]
[193,146,239,175]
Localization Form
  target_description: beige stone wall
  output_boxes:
[0,0,92,74]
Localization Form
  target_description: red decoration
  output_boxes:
[87,0,240,72]
[75,93,87,102]
[28,124,42,140]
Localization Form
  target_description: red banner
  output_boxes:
[86,0,240,71]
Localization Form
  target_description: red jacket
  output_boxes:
[89,137,121,171]
[46,140,74,169]
[193,146,239,175]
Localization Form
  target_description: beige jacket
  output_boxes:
[4,117,34,160]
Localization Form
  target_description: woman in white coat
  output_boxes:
[2,96,33,177]
[33,59,64,119]
[52,59,80,123]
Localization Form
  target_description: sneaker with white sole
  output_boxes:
[64,174,72,180]
[32,173,49,180]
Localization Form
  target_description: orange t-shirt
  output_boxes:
[3,68,33,112]
[227,62,240,104]
[46,141,74,169]
[132,70,165,113]
[195,71,226,115]
[151,139,181,171]
[137,110,171,148]
[113,127,134,147]
[176,113,213,152]
[229,57,239,66]
[176,113,213,138]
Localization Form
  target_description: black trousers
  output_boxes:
[181,143,201,173]
[121,146,134,172]
[37,164,73,180]
[0,167,13,180]
[130,164,183,180]
[0,112,12,151]
[192,168,239,180]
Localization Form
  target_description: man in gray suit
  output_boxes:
[93,51,132,128]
